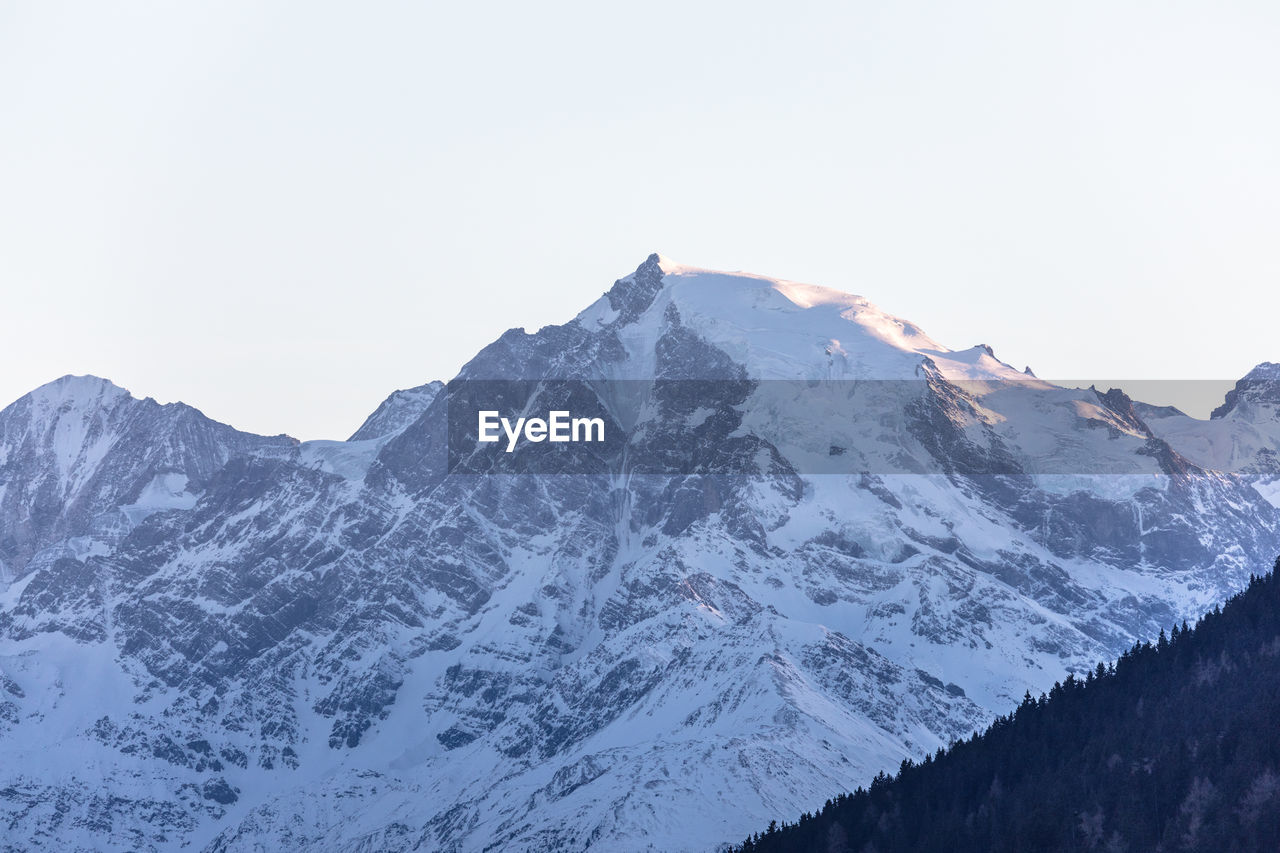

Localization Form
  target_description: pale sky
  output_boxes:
[2,2,1278,439]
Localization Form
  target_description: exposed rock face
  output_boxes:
[2,258,1279,852]
[1211,362,1280,420]
[0,375,296,579]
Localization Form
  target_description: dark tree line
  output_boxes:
[733,561,1280,852]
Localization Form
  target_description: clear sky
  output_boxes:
[2,2,1277,439]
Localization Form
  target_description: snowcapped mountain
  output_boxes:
[2,255,1279,852]
[1138,363,1280,482]
[0,375,296,585]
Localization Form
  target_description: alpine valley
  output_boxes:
[3,255,1280,852]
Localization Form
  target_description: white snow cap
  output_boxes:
[25,374,131,407]
[596,254,1031,382]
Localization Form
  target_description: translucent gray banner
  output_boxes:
[443,378,1275,476]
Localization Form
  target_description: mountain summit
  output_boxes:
[577,254,1002,382]
[1211,361,1280,419]
[0,375,294,580]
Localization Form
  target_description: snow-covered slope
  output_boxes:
[348,381,443,442]
[1139,364,1280,504]
[0,375,295,586]
[2,256,1278,852]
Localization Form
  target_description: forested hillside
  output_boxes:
[736,563,1280,853]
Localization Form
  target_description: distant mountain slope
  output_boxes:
[735,562,1280,853]
[2,256,1280,851]
[1142,363,1280,487]
[0,375,295,580]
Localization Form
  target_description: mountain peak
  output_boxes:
[651,252,682,273]
[602,253,671,323]
[1243,361,1280,380]
[16,374,132,414]
[568,255,1044,382]
[1211,362,1280,419]
[36,373,128,396]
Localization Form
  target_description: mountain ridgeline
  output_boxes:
[5,256,1280,851]
[736,564,1280,853]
